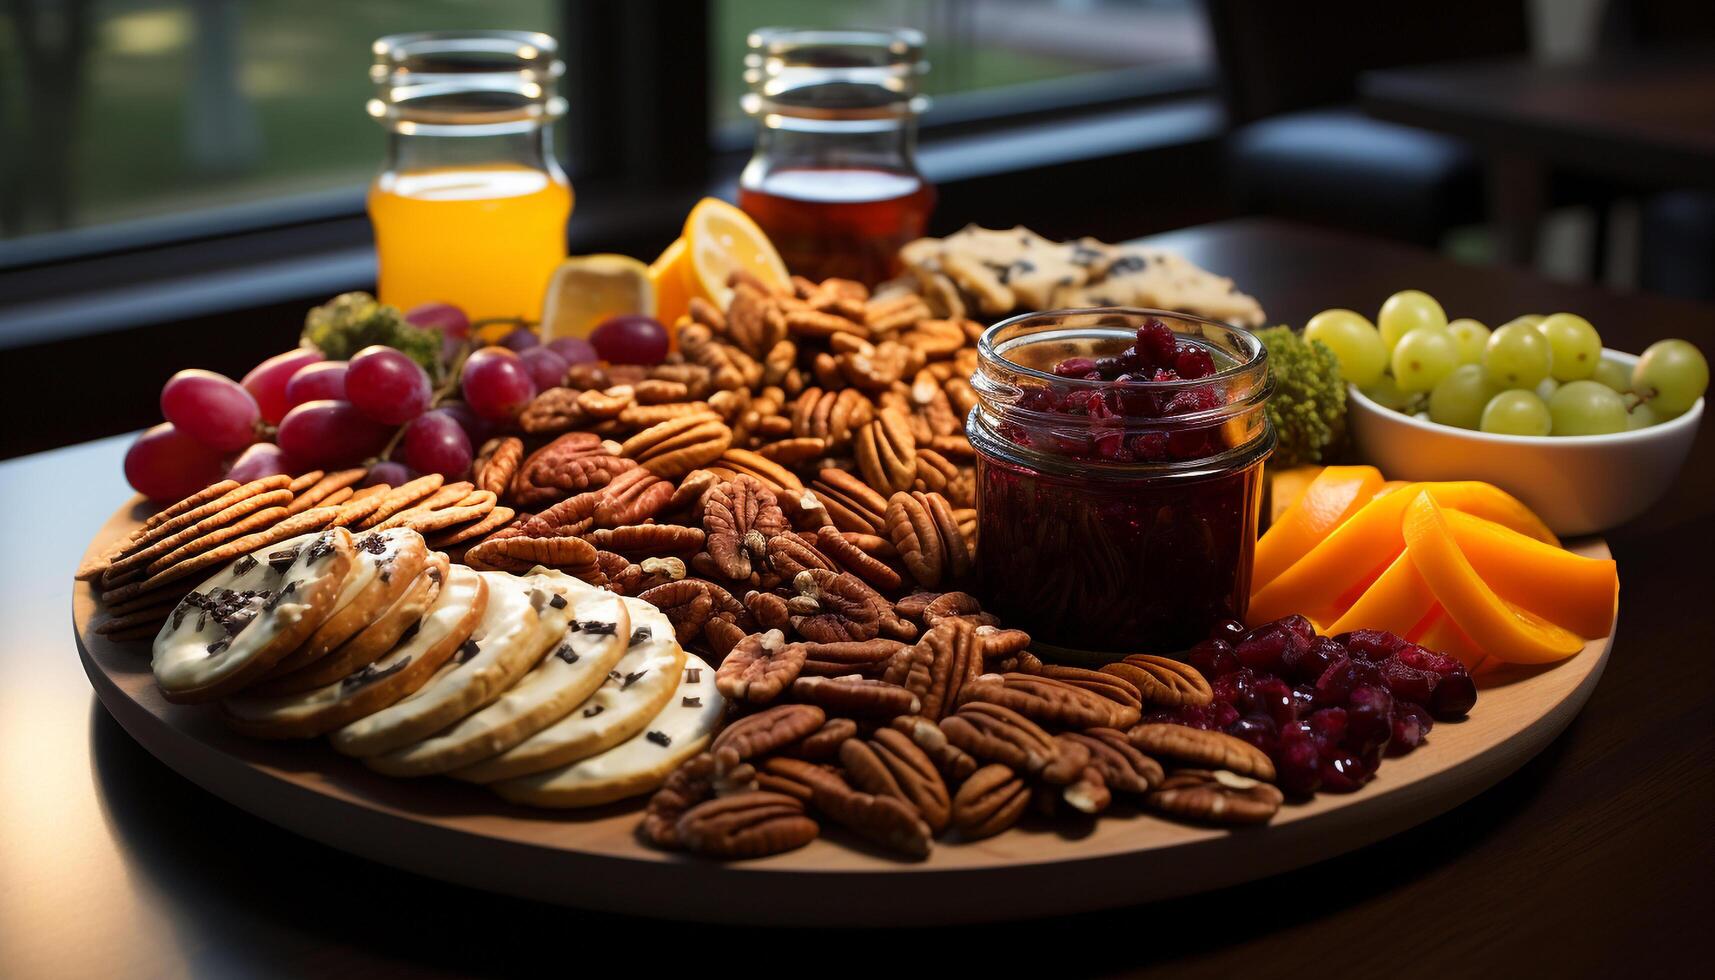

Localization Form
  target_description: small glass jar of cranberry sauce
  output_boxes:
[968,308,1275,660]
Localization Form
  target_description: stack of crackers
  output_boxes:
[77,471,514,641]
[885,224,1266,327]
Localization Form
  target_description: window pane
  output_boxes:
[0,0,558,244]
[709,0,1212,133]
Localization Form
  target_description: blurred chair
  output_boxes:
[1203,0,1531,248]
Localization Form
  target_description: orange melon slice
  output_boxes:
[1444,509,1617,639]
[1420,482,1559,547]
[1411,607,1489,670]
[1255,465,1383,591]
[1269,465,1325,524]
[1326,548,1437,639]
[1246,482,1419,628]
[1402,492,1584,664]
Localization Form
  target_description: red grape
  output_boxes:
[460,347,536,422]
[519,346,569,391]
[347,345,432,424]
[437,401,495,445]
[276,399,393,468]
[227,442,302,483]
[160,369,260,452]
[241,348,322,424]
[590,315,669,365]
[546,336,598,365]
[364,461,413,488]
[400,410,474,478]
[405,301,470,339]
[285,361,348,407]
[499,327,540,351]
[125,423,227,501]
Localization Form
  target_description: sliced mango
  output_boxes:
[1326,548,1437,638]
[1256,465,1383,591]
[1444,509,1617,639]
[1419,483,1559,547]
[1246,482,1418,628]
[1401,492,1584,664]
[1269,465,1325,523]
[1412,607,1489,670]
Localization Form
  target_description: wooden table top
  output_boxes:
[1360,47,1715,187]
[4,218,1711,976]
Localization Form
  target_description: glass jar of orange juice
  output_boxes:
[367,31,572,323]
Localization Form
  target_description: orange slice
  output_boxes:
[1246,482,1419,629]
[649,236,694,331]
[538,254,653,341]
[1443,509,1617,639]
[1255,465,1383,591]
[1401,491,1584,664]
[684,197,788,308]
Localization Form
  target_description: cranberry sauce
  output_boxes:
[968,309,1274,658]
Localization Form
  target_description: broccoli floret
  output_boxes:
[301,292,441,379]
[1257,325,1347,467]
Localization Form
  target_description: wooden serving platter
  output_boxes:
[73,501,1614,926]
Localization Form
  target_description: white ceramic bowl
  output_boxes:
[1347,349,1702,537]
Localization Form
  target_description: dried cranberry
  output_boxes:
[1309,706,1348,746]
[1135,318,1178,369]
[1210,700,1241,730]
[1388,701,1433,755]
[1164,385,1223,416]
[1052,356,1097,378]
[1394,643,1467,678]
[1209,618,1247,642]
[1253,675,1297,726]
[1167,428,1216,460]
[1276,738,1323,796]
[1428,672,1477,719]
[1315,656,1384,707]
[1335,628,1409,661]
[1276,615,1317,646]
[1174,344,1216,379]
[1187,638,1239,679]
[1236,621,1307,674]
[1228,715,1278,756]
[1094,432,1134,462]
[1152,368,1181,382]
[1380,658,1440,708]
[1283,635,1344,684]
[1344,685,1395,755]
[1018,386,1057,413]
[1128,431,1169,461]
[1290,683,1319,715]
[1319,753,1372,792]
[1212,667,1257,711]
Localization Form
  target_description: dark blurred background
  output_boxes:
[2,0,1712,457]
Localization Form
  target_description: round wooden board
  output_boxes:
[73,500,1614,926]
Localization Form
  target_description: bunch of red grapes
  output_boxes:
[125,303,671,502]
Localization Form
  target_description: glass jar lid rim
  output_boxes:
[979,307,1267,392]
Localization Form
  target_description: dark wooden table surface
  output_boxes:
[4,218,1711,977]
[1361,46,1715,263]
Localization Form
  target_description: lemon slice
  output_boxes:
[539,254,654,341]
[684,197,788,308]
[649,236,694,328]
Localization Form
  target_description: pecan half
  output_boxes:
[464,526,599,579]
[786,760,933,860]
[791,675,921,717]
[1101,654,1215,708]
[703,475,788,580]
[676,792,819,859]
[797,638,905,677]
[473,436,524,496]
[642,753,719,848]
[884,490,970,589]
[788,717,859,761]
[951,764,1031,840]
[637,579,715,645]
[920,590,997,627]
[840,728,952,833]
[619,412,733,479]
[716,629,803,705]
[939,702,1060,778]
[810,468,889,535]
[883,618,984,720]
[854,407,918,495]
[511,432,635,506]
[518,388,589,435]
[585,523,705,558]
[1145,769,1284,826]
[764,531,836,580]
[890,714,980,782]
[592,467,674,527]
[788,568,883,643]
[710,703,826,772]
[743,590,791,630]
[959,672,1142,731]
[1128,723,1277,781]
[1060,728,1164,795]
[815,525,903,591]
[1028,663,1144,713]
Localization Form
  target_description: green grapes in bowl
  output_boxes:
[1317,291,1707,534]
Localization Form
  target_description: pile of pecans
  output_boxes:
[458,272,1284,858]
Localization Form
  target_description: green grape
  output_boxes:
[1391,328,1459,393]
[1632,339,1709,416]
[1507,314,1545,332]
[1485,323,1552,389]
[1480,390,1552,436]
[1428,364,1501,429]
[1539,313,1603,381]
[1304,308,1388,386]
[1626,402,1659,430]
[1446,318,1490,364]
[1535,377,1560,402]
[1591,358,1633,393]
[1378,290,1448,350]
[1360,373,1416,412]
[1549,380,1629,435]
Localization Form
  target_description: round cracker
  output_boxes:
[263,528,429,678]
[287,468,366,515]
